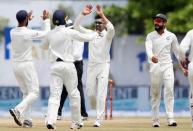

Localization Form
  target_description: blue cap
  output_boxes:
[52,10,67,26]
[16,10,28,23]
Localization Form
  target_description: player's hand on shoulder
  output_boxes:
[42,10,49,20]
[82,5,93,16]
[151,56,158,63]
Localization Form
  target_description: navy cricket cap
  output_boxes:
[152,13,167,21]
[52,10,67,26]
[16,10,28,23]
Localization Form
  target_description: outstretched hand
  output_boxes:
[82,5,93,16]
[96,5,103,16]
[42,10,49,20]
[28,10,34,21]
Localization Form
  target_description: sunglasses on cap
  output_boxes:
[95,21,103,25]
[154,18,164,23]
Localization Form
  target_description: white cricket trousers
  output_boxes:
[150,64,174,120]
[47,62,81,124]
[188,62,193,120]
[86,62,110,121]
[13,61,39,120]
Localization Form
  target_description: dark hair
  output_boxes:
[95,14,102,20]
[16,10,28,23]
[52,10,67,26]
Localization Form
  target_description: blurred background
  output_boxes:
[0,0,192,117]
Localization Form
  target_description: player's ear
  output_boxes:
[65,15,68,21]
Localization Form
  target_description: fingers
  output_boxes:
[86,4,93,10]
[82,4,93,16]
[42,10,49,20]
[28,10,34,21]
[152,56,158,63]
[95,4,103,16]
[183,69,188,77]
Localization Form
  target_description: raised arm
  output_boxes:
[96,5,115,39]
[67,28,97,42]
[73,5,93,33]
[29,10,51,40]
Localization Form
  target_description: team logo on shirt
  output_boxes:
[166,36,170,40]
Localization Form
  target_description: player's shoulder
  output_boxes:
[146,31,156,38]
[165,30,177,38]
[186,29,193,36]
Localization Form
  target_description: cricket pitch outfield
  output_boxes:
[0,117,192,131]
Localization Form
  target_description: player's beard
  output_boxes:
[96,25,102,32]
[154,24,164,32]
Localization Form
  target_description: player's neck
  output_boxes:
[18,22,27,27]
[157,29,165,35]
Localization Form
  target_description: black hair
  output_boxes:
[16,10,28,23]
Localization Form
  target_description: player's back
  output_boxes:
[47,26,74,62]
[10,27,33,62]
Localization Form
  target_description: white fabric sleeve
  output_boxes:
[171,34,180,61]
[106,22,115,40]
[180,31,192,60]
[28,19,50,40]
[67,29,97,42]
[41,34,49,50]
[73,14,93,33]
[145,35,154,60]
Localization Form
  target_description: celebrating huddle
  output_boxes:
[8,3,193,130]
[9,5,114,130]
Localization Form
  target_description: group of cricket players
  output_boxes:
[9,5,114,129]
[7,3,193,130]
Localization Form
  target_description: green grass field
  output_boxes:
[0,117,192,131]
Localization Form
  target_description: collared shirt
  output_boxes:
[10,19,50,62]
[180,29,193,62]
[74,14,115,63]
[42,25,98,63]
[145,29,179,65]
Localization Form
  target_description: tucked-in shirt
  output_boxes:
[10,19,50,62]
[42,25,98,63]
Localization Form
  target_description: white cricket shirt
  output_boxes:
[145,29,179,64]
[10,19,50,62]
[74,14,115,63]
[42,25,98,63]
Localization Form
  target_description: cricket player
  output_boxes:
[9,10,50,127]
[145,13,179,127]
[74,5,115,127]
[43,6,98,129]
[57,20,88,121]
[180,29,193,128]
